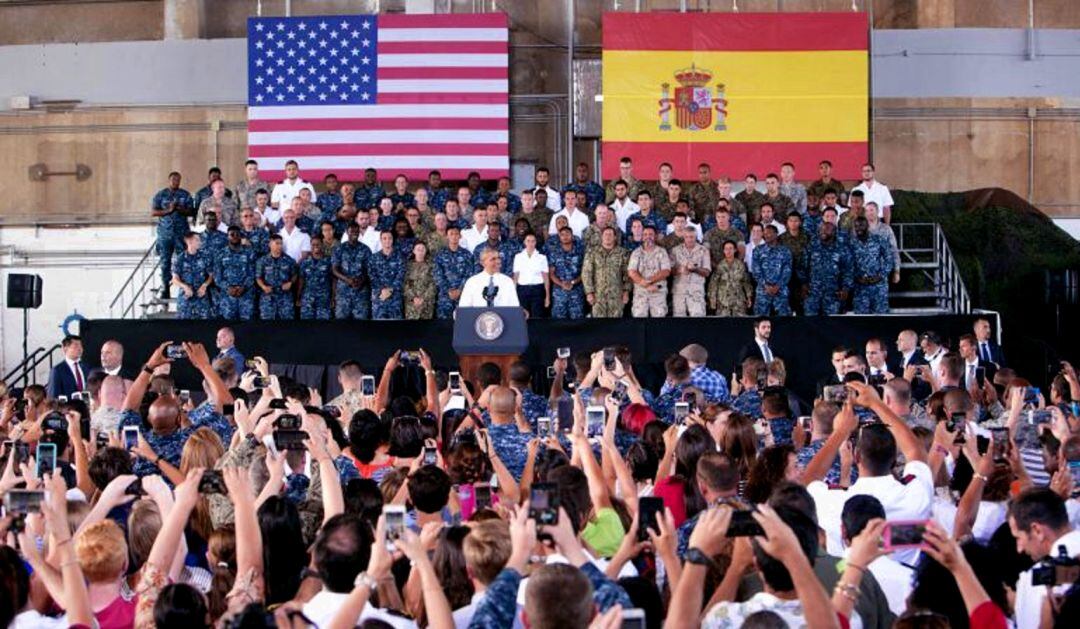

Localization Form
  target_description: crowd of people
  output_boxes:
[152,158,901,321]
[1,314,1079,628]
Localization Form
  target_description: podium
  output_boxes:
[452,307,528,386]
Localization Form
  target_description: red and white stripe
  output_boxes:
[249,13,509,181]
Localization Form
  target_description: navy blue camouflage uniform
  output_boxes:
[472,239,521,275]
[356,184,384,210]
[199,229,229,263]
[332,241,371,320]
[425,186,449,211]
[751,243,793,316]
[256,254,297,320]
[214,244,256,320]
[316,192,344,235]
[118,408,231,478]
[548,242,586,319]
[562,181,606,211]
[173,250,214,319]
[369,249,406,319]
[298,255,333,320]
[152,187,193,290]
[242,227,270,258]
[433,246,474,319]
[851,234,894,314]
[803,237,853,316]
[627,211,667,235]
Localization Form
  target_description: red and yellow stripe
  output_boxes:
[601,12,868,180]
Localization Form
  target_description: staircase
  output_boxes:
[2,344,62,392]
[889,223,971,314]
[109,243,176,319]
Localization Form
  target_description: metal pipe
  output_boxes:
[1027,0,1036,61]
[867,0,874,164]
[681,0,688,12]
[285,0,291,17]
[1028,109,1036,203]
[566,0,575,185]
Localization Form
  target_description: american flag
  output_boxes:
[247,13,509,181]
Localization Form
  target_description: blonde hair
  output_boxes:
[77,520,128,582]
[462,520,511,585]
[181,427,225,540]
[127,499,162,569]
[768,357,788,385]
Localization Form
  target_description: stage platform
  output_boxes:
[83,314,993,404]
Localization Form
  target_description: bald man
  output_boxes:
[484,386,533,481]
[91,375,127,435]
[91,339,134,382]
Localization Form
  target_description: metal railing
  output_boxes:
[109,242,160,319]
[2,344,61,391]
[893,223,971,314]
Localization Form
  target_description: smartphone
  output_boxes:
[883,520,927,551]
[269,398,288,410]
[244,359,258,371]
[603,347,615,371]
[798,415,812,432]
[674,402,690,423]
[423,446,438,466]
[611,380,629,406]
[546,366,557,380]
[975,366,986,388]
[638,496,664,541]
[71,392,84,402]
[222,403,235,416]
[529,482,559,525]
[989,427,1009,462]
[1028,409,1054,425]
[179,390,191,404]
[946,411,967,434]
[253,376,271,389]
[165,343,187,360]
[273,429,309,451]
[125,478,145,496]
[122,426,139,450]
[727,509,766,537]
[36,443,57,477]
[474,483,492,510]
[823,385,848,404]
[385,504,406,548]
[13,441,30,466]
[621,608,647,629]
[448,371,462,393]
[1069,461,1080,493]
[320,405,341,419]
[1025,386,1041,407]
[537,416,551,438]
[3,490,45,514]
[42,411,67,432]
[57,395,68,404]
[361,375,376,397]
[96,431,110,449]
[586,405,605,437]
[557,346,571,359]
[198,470,228,495]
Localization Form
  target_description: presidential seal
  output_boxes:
[474,311,505,341]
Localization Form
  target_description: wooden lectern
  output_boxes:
[452,307,528,387]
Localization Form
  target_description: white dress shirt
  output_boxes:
[530,185,562,211]
[1015,529,1080,629]
[809,459,934,563]
[270,177,317,208]
[757,340,774,363]
[461,224,490,253]
[303,589,414,629]
[340,226,381,252]
[548,208,590,238]
[65,358,86,390]
[925,348,945,375]
[863,553,913,617]
[279,225,312,262]
[745,239,762,274]
[513,250,549,285]
[765,219,786,235]
[852,180,895,217]
[459,271,521,308]
[610,197,641,232]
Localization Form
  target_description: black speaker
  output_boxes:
[6,274,43,309]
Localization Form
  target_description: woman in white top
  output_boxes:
[512,232,550,318]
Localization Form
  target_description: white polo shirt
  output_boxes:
[808,459,933,564]
[270,177,317,209]
[1015,529,1080,629]
[548,208,590,237]
[852,180,895,218]
[513,250,549,285]
[610,197,641,232]
[279,225,312,262]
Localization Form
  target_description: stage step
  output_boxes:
[899,262,937,270]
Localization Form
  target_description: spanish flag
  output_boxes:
[602,12,868,180]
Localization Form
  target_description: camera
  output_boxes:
[273,429,309,451]
[165,344,187,360]
[1031,545,1080,586]
[399,350,419,364]
[557,347,571,359]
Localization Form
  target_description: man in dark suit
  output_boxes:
[815,345,850,398]
[893,329,931,401]
[959,333,998,390]
[88,339,135,382]
[735,317,776,377]
[47,335,87,400]
[974,318,1005,367]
